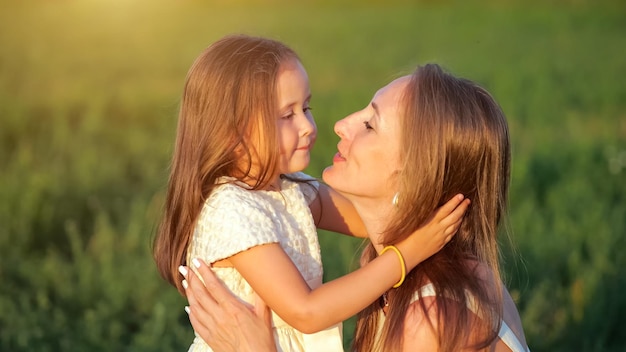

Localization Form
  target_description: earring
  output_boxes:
[392,192,399,206]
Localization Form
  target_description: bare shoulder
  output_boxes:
[467,259,529,350]
[402,296,441,351]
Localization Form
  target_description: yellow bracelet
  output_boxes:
[380,245,406,288]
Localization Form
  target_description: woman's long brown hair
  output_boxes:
[352,64,511,351]
[152,34,299,294]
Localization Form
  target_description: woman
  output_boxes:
[181,64,529,352]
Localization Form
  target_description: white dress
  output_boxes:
[186,172,343,352]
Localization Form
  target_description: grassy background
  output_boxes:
[1,0,625,351]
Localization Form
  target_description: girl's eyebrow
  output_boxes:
[280,93,313,110]
[302,93,312,105]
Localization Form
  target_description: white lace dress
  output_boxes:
[186,173,343,352]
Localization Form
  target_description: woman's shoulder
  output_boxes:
[406,262,529,351]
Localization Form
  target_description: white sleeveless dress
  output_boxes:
[186,172,343,352]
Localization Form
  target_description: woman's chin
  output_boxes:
[321,166,335,185]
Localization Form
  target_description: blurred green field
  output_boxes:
[1,0,625,351]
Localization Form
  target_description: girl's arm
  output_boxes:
[309,182,368,237]
[213,195,469,334]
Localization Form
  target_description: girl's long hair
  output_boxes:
[352,64,511,352]
[153,34,299,294]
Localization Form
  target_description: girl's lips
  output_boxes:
[296,144,310,151]
[297,139,315,151]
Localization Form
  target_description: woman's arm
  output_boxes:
[183,264,276,352]
[204,195,469,333]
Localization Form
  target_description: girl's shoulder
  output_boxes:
[281,172,319,204]
[197,181,280,235]
[204,181,270,216]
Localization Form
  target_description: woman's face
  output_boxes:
[322,76,409,204]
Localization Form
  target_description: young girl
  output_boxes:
[153,34,468,352]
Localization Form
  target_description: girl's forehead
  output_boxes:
[278,57,304,72]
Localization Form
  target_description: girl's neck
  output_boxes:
[260,173,282,191]
[230,153,284,190]
[229,169,282,191]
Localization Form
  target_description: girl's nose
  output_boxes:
[300,112,316,137]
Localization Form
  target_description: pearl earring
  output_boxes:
[392,192,399,206]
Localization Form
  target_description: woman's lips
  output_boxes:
[332,152,345,163]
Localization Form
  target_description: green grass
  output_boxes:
[1,0,624,350]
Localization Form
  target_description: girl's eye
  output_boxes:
[281,112,295,120]
[363,121,374,130]
[280,105,312,119]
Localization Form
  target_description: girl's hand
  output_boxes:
[180,259,276,352]
[397,194,470,270]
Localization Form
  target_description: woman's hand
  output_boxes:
[180,259,276,352]
[396,194,470,270]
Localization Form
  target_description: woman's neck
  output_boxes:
[349,197,395,254]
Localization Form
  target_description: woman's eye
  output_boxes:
[281,112,295,120]
[363,121,374,130]
[303,106,313,113]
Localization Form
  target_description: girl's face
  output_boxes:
[322,76,408,204]
[275,59,317,176]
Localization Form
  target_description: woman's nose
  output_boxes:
[334,110,360,139]
[333,120,343,138]
[334,116,349,139]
